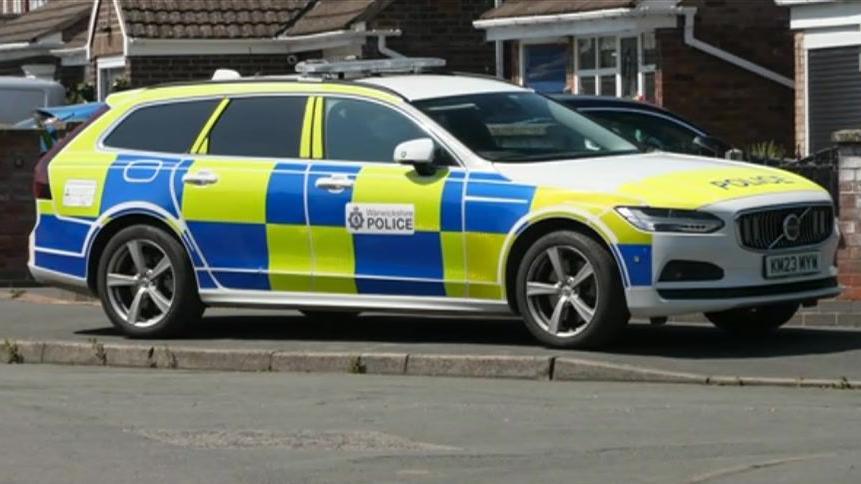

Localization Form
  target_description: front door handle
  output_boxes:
[182,170,219,186]
[315,176,354,193]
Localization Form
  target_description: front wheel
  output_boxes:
[705,303,798,336]
[515,231,629,349]
[96,225,203,338]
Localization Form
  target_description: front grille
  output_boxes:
[737,205,833,250]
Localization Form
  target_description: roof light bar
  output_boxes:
[295,57,446,78]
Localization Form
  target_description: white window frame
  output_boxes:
[574,31,657,99]
[518,36,570,92]
[97,55,127,101]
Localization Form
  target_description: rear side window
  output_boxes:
[207,96,307,158]
[104,99,219,153]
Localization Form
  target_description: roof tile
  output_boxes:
[479,0,638,20]
[283,0,390,37]
[0,0,90,44]
[118,0,313,39]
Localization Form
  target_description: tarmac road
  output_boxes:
[0,364,859,484]
[3,296,861,381]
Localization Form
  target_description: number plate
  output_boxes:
[764,252,820,279]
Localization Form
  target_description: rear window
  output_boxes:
[103,99,219,153]
[206,96,307,159]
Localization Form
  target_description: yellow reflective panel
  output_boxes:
[600,210,652,245]
[267,224,312,292]
[181,159,275,223]
[465,232,506,300]
[312,97,324,159]
[441,231,467,298]
[48,151,116,218]
[190,97,229,154]
[299,97,315,159]
[618,167,825,209]
[351,165,448,232]
[468,282,503,300]
[310,226,356,294]
[36,199,56,216]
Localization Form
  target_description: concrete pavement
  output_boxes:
[3,294,861,384]
[0,364,859,484]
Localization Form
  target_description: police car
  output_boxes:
[28,58,840,348]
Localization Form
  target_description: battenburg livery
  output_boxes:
[29,59,840,348]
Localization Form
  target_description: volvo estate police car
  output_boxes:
[28,58,840,348]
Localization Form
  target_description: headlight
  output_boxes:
[615,207,724,233]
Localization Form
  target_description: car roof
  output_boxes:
[550,94,708,135]
[357,74,528,101]
[111,74,529,107]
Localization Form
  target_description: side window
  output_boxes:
[207,96,307,158]
[104,99,219,153]
[323,98,427,163]
[586,110,702,155]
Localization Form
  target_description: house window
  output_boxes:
[522,43,568,93]
[575,32,657,100]
[97,56,127,101]
[2,0,23,14]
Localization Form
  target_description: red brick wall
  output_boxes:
[0,130,40,285]
[91,0,124,58]
[368,0,495,74]
[657,28,795,151]
[658,2,794,152]
[125,53,320,88]
[794,31,806,157]
[837,141,861,299]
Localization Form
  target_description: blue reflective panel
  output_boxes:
[524,44,568,94]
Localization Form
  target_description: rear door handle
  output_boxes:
[315,176,354,193]
[182,170,219,186]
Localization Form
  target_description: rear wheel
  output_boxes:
[705,303,798,336]
[96,225,203,338]
[515,231,629,349]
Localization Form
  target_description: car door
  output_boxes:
[180,95,312,292]
[306,95,466,298]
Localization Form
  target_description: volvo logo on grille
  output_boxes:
[783,214,801,241]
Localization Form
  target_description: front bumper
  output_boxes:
[625,192,842,318]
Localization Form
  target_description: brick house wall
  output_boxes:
[368,0,495,74]
[125,52,320,88]
[90,0,123,59]
[835,134,861,300]
[794,31,806,157]
[657,1,795,152]
[0,130,40,285]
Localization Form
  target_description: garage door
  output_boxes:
[809,46,861,153]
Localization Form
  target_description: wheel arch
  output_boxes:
[501,214,628,314]
[85,210,190,293]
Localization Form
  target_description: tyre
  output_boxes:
[515,230,629,349]
[300,310,360,322]
[96,225,203,338]
[705,302,798,336]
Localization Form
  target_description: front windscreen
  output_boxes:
[413,92,640,163]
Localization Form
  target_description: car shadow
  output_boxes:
[608,323,861,359]
[74,313,861,358]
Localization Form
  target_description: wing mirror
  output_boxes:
[693,135,735,158]
[394,138,437,176]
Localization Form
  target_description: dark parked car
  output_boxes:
[551,95,734,158]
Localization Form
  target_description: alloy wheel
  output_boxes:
[524,245,598,338]
[105,239,175,328]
